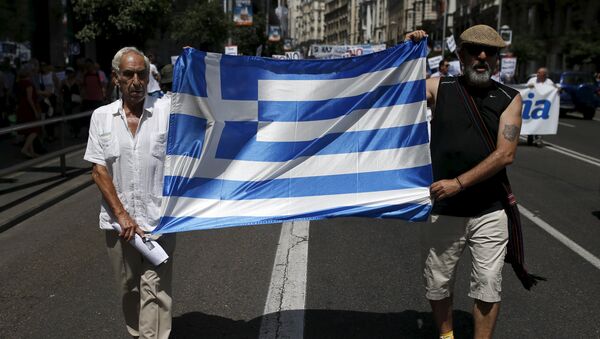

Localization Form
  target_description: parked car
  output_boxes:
[550,71,600,119]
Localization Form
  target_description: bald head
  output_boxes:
[536,67,548,82]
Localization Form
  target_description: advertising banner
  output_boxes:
[268,26,281,42]
[234,0,253,26]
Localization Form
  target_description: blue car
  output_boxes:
[550,71,600,120]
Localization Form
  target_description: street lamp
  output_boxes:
[500,25,512,46]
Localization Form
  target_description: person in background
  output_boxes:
[15,63,42,158]
[526,67,555,146]
[491,60,503,84]
[84,47,174,339]
[159,63,173,95]
[60,67,82,138]
[431,59,450,78]
[81,58,106,113]
[0,57,16,127]
[146,52,162,98]
[38,62,59,142]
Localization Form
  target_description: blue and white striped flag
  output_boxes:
[154,40,432,233]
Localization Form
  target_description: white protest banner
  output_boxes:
[513,83,560,135]
[285,51,302,59]
[427,55,443,70]
[448,60,461,76]
[225,45,238,56]
[310,44,386,59]
[446,35,456,53]
[501,57,517,77]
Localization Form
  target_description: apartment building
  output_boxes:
[289,0,326,47]
[323,0,360,44]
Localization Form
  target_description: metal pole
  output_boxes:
[441,0,447,56]
[266,0,270,36]
[497,0,502,31]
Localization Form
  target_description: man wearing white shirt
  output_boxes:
[526,67,555,146]
[84,47,174,339]
[431,59,450,78]
[146,52,163,98]
[527,67,554,87]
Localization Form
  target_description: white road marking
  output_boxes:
[260,221,309,339]
[520,205,600,270]
[558,122,575,128]
[519,137,600,167]
[543,141,600,167]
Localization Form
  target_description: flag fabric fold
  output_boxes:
[154,40,432,233]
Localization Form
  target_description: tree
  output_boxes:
[561,31,600,68]
[171,0,230,53]
[0,1,33,42]
[230,13,267,56]
[72,0,172,45]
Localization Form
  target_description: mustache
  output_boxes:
[471,61,490,70]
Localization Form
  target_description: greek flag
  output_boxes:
[154,40,432,233]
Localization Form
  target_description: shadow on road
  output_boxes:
[171,309,473,338]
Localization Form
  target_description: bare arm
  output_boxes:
[426,77,440,111]
[403,30,439,110]
[91,164,144,241]
[430,94,523,200]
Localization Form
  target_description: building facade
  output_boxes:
[323,0,360,44]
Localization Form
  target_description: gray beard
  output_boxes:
[464,66,492,87]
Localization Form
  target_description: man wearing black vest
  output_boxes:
[406,26,523,339]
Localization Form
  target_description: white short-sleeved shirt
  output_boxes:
[526,77,554,87]
[84,96,171,232]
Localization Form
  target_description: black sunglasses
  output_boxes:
[463,44,499,57]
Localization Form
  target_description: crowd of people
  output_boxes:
[0,54,173,159]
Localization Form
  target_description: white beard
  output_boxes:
[464,65,492,87]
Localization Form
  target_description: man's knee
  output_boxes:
[469,270,502,303]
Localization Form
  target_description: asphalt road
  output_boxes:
[1,112,599,338]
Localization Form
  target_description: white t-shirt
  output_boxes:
[526,77,556,96]
[526,77,554,87]
[147,63,161,93]
[84,96,171,232]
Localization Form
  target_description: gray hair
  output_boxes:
[111,47,150,73]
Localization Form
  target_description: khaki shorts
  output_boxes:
[420,209,508,303]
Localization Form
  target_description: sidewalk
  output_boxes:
[0,123,92,232]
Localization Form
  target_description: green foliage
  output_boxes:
[510,34,546,64]
[0,1,33,41]
[72,0,172,43]
[171,0,230,53]
[230,13,267,56]
[561,31,600,66]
